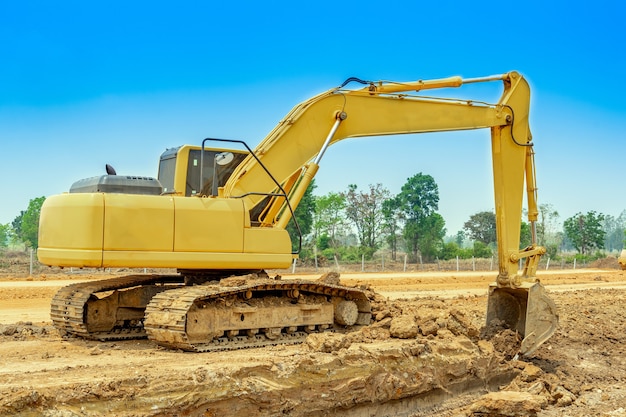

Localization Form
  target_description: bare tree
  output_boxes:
[342,183,390,251]
[537,203,560,246]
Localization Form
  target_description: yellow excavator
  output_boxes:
[38,71,557,355]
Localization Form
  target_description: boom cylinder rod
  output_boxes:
[313,112,346,165]
[531,221,538,246]
[365,73,508,95]
[526,146,540,245]
[462,74,508,84]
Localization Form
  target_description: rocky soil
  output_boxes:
[0,262,625,416]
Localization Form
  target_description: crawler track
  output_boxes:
[50,274,183,340]
[50,274,372,351]
[145,279,372,352]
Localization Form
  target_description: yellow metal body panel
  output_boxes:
[173,145,192,195]
[103,194,174,251]
[99,251,292,269]
[38,193,293,269]
[39,193,104,250]
[38,193,104,267]
[173,197,244,252]
[244,228,291,254]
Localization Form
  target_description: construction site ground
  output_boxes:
[1,259,625,416]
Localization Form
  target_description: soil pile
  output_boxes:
[0,271,625,416]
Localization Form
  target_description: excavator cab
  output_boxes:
[157,145,248,196]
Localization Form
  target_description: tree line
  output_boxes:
[1,174,624,267]
[286,175,624,265]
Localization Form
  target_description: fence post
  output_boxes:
[573,258,576,269]
[545,256,550,270]
[472,256,475,271]
[456,256,459,271]
[419,254,423,270]
[292,258,297,273]
[29,248,33,276]
[490,256,493,271]
[403,254,407,272]
[334,254,340,270]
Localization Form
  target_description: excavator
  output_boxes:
[38,71,558,355]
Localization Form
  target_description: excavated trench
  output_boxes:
[1,294,525,417]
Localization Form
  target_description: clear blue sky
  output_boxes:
[1,1,625,235]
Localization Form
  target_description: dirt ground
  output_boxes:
[1,261,625,416]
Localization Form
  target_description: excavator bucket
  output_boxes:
[486,282,558,356]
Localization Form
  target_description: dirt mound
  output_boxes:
[1,271,625,416]
[0,310,516,417]
[588,256,621,269]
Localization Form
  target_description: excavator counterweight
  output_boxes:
[39,71,557,355]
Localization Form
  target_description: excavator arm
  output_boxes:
[226,72,533,285]
[222,71,558,355]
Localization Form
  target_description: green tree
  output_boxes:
[381,197,403,261]
[397,173,439,261]
[0,224,9,248]
[454,230,465,247]
[312,192,346,253]
[440,241,460,260]
[343,183,390,251]
[563,211,606,255]
[520,221,532,248]
[317,234,331,251]
[602,210,626,252]
[20,196,46,249]
[12,211,24,242]
[286,180,317,252]
[472,241,492,258]
[463,211,496,245]
[417,213,446,262]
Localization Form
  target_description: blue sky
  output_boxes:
[1,1,625,236]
